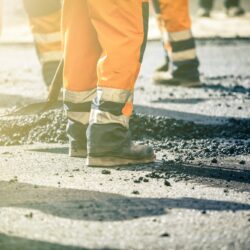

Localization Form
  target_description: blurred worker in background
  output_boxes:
[198,0,245,17]
[22,0,62,87]
[63,0,155,166]
[152,0,201,87]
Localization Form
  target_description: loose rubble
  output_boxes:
[0,110,249,160]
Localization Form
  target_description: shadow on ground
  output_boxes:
[151,98,207,105]
[0,93,39,108]
[0,233,110,250]
[29,147,68,155]
[134,104,250,125]
[134,104,229,123]
[202,82,250,94]
[0,181,249,222]
[120,161,250,192]
[28,144,250,192]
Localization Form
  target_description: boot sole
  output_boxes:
[69,149,87,158]
[86,156,155,167]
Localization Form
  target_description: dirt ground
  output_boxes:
[0,37,250,249]
[0,1,250,248]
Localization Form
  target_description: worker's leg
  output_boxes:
[225,0,240,8]
[225,0,245,16]
[86,0,155,166]
[197,0,213,17]
[62,0,101,157]
[155,0,200,87]
[152,0,170,72]
[23,0,62,86]
[199,0,213,10]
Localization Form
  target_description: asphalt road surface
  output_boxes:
[0,40,250,250]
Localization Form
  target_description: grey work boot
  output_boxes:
[154,67,201,88]
[86,142,155,167]
[197,8,211,17]
[226,7,245,17]
[67,123,88,158]
[154,74,201,88]
[69,143,87,158]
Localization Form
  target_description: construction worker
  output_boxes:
[198,0,245,17]
[22,0,62,87]
[152,0,201,87]
[62,0,155,166]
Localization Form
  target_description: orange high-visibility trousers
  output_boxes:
[62,0,149,153]
[23,0,62,86]
[23,0,62,64]
[153,0,199,78]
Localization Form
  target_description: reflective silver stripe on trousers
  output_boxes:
[96,87,133,104]
[172,49,196,62]
[40,51,63,63]
[34,32,61,44]
[89,109,130,129]
[67,111,90,125]
[64,88,96,103]
[64,88,96,125]
[169,30,192,42]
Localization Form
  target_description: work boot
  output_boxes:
[154,74,201,87]
[86,141,155,167]
[153,67,201,88]
[67,121,88,158]
[69,141,87,158]
[226,7,245,17]
[153,62,171,83]
[155,61,169,73]
[197,8,211,17]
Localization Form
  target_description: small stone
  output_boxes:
[239,160,246,165]
[164,180,171,186]
[160,232,170,237]
[1,152,12,155]
[101,170,111,175]
[25,212,33,219]
[134,179,141,183]
[132,190,140,195]
[201,210,207,215]
[211,158,218,164]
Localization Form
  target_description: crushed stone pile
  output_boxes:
[0,110,249,159]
